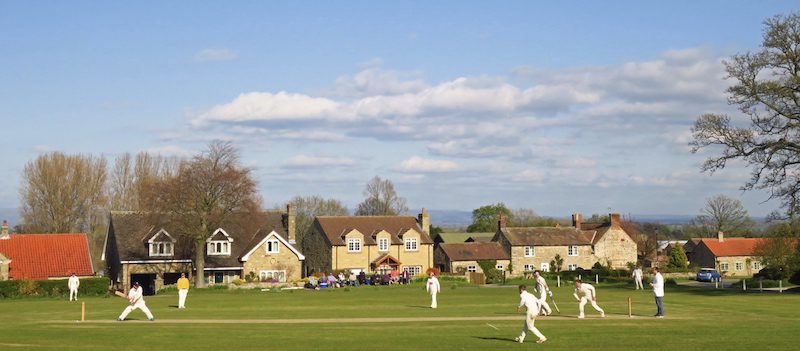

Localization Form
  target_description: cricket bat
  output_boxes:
[113,290,127,299]
[549,294,561,313]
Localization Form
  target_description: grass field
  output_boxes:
[0,280,797,350]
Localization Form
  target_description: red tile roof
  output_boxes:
[0,233,94,280]
[701,238,765,257]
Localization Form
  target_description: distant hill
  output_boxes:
[425,211,703,228]
[0,208,21,227]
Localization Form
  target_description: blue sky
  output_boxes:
[1,1,798,218]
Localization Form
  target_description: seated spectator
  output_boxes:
[349,272,358,286]
[319,272,329,288]
[381,274,390,285]
[338,272,346,284]
[308,275,318,287]
[371,272,380,285]
[390,269,399,284]
[358,271,367,285]
[327,273,337,288]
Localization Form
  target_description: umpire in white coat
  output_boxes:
[426,272,440,308]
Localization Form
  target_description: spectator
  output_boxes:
[338,272,346,285]
[328,273,337,288]
[371,272,380,285]
[401,270,410,284]
[390,269,399,284]
[349,272,358,286]
[358,271,367,285]
[319,272,329,288]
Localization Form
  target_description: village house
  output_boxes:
[0,220,94,281]
[435,242,510,274]
[573,213,638,269]
[103,206,304,294]
[688,231,765,276]
[493,214,595,275]
[303,208,434,277]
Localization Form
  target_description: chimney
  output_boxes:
[0,220,8,240]
[609,213,621,228]
[286,204,296,244]
[418,207,430,234]
[572,213,582,230]
[717,231,724,242]
[498,213,506,230]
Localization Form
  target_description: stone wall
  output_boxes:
[450,259,511,273]
[593,228,638,269]
[242,238,303,282]
[510,245,595,276]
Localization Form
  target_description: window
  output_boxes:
[568,264,577,271]
[495,264,504,271]
[403,266,422,276]
[405,237,418,251]
[753,261,762,271]
[568,245,579,256]
[524,246,535,257]
[149,242,173,257]
[467,265,477,273]
[266,239,280,254]
[540,262,550,272]
[378,238,389,252]
[348,238,362,252]
[523,264,534,272]
[720,263,729,271]
[735,262,743,271]
[259,270,286,283]
[207,241,230,255]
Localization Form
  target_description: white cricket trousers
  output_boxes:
[579,297,604,317]
[178,289,188,308]
[118,300,154,320]
[69,288,78,301]
[430,291,438,308]
[537,291,552,314]
[634,277,643,290]
[518,312,546,341]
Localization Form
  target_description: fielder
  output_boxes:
[514,285,547,344]
[177,272,190,309]
[632,266,644,290]
[117,282,155,321]
[68,273,80,301]
[533,270,552,315]
[426,272,440,309]
[573,279,605,319]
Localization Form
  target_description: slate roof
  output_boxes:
[107,211,288,268]
[440,242,509,261]
[435,232,495,243]
[315,216,433,246]
[499,227,592,246]
[0,233,93,280]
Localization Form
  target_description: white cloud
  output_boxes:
[194,48,239,62]
[282,155,356,169]
[397,156,461,173]
[144,145,195,158]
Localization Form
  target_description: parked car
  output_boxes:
[697,268,722,282]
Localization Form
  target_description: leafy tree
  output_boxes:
[667,245,689,269]
[507,208,562,227]
[690,13,800,217]
[467,203,511,232]
[289,195,348,249]
[691,194,755,237]
[354,176,408,216]
[477,259,502,284]
[753,234,799,278]
[550,254,564,272]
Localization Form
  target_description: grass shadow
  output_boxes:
[405,305,431,309]
[473,336,516,343]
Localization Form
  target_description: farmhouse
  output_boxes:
[303,208,434,276]
[103,206,304,294]
[688,231,765,276]
[573,213,638,269]
[435,242,510,273]
[0,220,94,281]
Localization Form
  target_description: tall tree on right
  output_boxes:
[691,13,800,219]
[692,194,755,237]
[354,176,408,216]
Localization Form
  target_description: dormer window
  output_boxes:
[148,229,175,257]
[207,228,233,256]
[266,239,280,254]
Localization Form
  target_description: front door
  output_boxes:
[540,262,550,272]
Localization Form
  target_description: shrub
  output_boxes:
[0,277,109,298]
[665,278,678,286]
[232,278,246,286]
[477,260,503,284]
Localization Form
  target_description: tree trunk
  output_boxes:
[194,237,206,288]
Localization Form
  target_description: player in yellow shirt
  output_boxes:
[177,273,190,309]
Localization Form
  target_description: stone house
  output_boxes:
[493,214,595,275]
[688,231,765,276]
[103,206,304,294]
[436,242,510,274]
[0,220,94,281]
[303,208,434,277]
[573,213,638,269]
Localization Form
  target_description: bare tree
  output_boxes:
[19,152,107,233]
[690,13,800,217]
[289,195,348,250]
[507,208,561,227]
[354,176,408,216]
[692,194,755,237]
[110,152,179,210]
[145,141,260,287]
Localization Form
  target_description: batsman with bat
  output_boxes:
[116,282,154,321]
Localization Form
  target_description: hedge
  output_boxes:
[0,277,110,298]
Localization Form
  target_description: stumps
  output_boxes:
[779,280,783,293]
[627,296,632,318]
[557,275,561,287]
[742,279,747,292]
[81,302,85,322]
[595,274,599,284]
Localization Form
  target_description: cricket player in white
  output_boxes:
[651,267,665,317]
[68,273,80,301]
[117,282,155,321]
[573,279,605,318]
[533,270,552,315]
[514,285,547,344]
[426,272,440,308]
[632,267,644,290]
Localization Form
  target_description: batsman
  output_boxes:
[117,282,155,321]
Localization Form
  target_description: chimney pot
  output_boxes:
[1,220,8,239]
[572,213,582,230]
[610,213,621,228]
[498,213,506,230]
[717,231,724,242]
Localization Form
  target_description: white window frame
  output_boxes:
[149,242,173,257]
[568,245,579,256]
[378,238,389,252]
[495,264,504,271]
[735,262,743,271]
[524,246,535,257]
[403,266,422,276]
[404,237,418,251]
[259,270,287,283]
[568,264,577,271]
[753,261,761,270]
[720,262,729,271]
[523,264,534,272]
[467,265,477,273]
[266,239,280,254]
[348,238,362,252]
[207,241,231,256]
[540,262,550,272]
